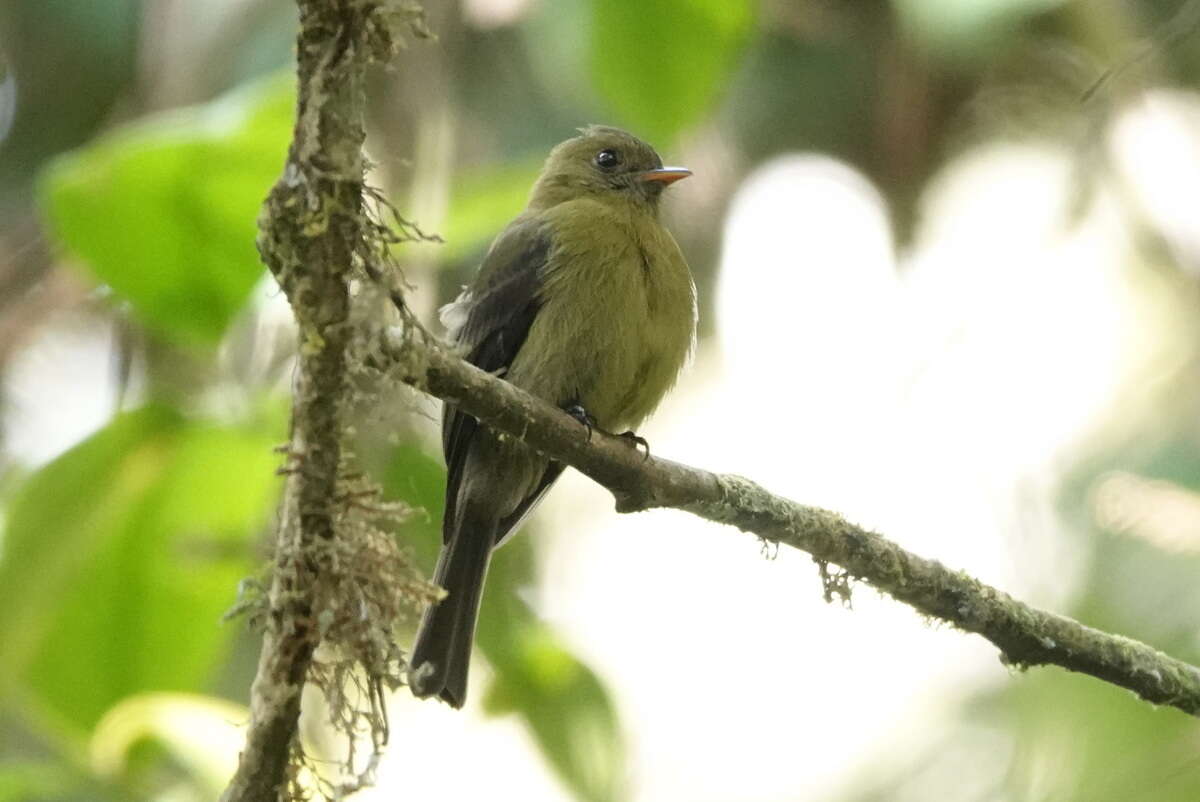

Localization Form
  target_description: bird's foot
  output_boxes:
[564,404,598,441]
[564,405,649,459]
[616,430,651,460]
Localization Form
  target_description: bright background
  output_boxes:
[2,0,1200,800]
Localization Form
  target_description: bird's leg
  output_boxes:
[564,403,649,460]
[563,403,597,441]
[616,431,651,460]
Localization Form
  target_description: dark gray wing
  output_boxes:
[441,220,554,542]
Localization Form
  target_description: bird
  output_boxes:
[408,125,696,707]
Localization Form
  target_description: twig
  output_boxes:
[1081,0,1200,102]
[382,326,1200,719]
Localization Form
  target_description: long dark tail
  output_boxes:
[408,514,494,708]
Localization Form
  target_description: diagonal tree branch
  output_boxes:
[383,327,1200,719]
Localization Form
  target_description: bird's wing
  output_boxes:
[440,219,553,542]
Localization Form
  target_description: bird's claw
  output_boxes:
[564,406,648,458]
[564,404,597,441]
[617,430,651,460]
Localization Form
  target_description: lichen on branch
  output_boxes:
[221,2,432,801]
[381,326,1200,719]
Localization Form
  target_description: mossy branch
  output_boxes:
[221,2,428,801]
[383,327,1200,719]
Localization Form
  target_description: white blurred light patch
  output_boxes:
[1110,89,1200,272]
[368,688,573,802]
[903,143,1137,478]
[2,310,121,467]
[714,155,900,513]
[1090,471,1200,554]
[462,0,535,28]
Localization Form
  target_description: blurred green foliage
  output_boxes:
[442,160,541,261]
[0,0,141,206]
[590,0,753,144]
[0,404,283,799]
[479,541,625,802]
[0,762,85,802]
[22,408,281,729]
[39,75,294,346]
[894,0,1068,62]
[383,445,625,802]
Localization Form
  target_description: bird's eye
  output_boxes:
[594,149,620,170]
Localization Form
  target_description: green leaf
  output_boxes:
[381,444,449,568]
[479,613,624,802]
[382,444,626,802]
[0,406,282,730]
[590,0,754,144]
[479,535,624,802]
[90,692,247,796]
[38,72,295,346]
[966,660,1200,802]
[0,761,96,802]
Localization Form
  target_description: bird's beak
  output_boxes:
[638,166,692,185]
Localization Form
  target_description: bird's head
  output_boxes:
[528,125,691,211]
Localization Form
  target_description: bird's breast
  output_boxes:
[508,200,695,430]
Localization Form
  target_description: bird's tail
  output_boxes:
[408,515,494,708]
